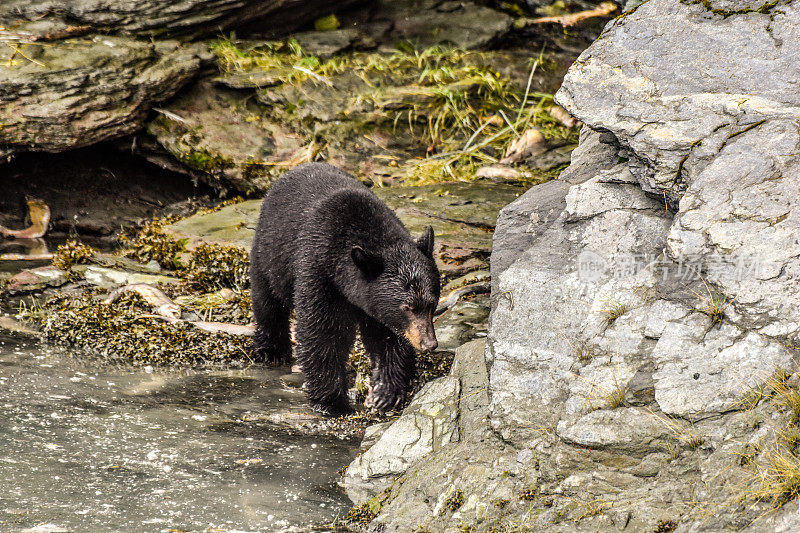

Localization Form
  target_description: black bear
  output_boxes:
[250,163,440,415]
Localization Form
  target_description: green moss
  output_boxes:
[653,519,677,533]
[717,119,766,151]
[181,147,234,175]
[344,503,376,525]
[444,489,465,511]
[692,0,781,17]
[213,38,578,185]
[241,159,270,183]
[344,489,392,525]
[118,216,187,270]
[23,290,252,367]
[314,13,340,31]
[52,239,97,273]
[518,487,538,501]
[180,243,250,292]
[673,138,702,185]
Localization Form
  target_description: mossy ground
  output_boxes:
[211,38,579,187]
[23,290,252,367]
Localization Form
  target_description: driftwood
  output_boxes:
[435,281,491,316]
[0,238,52,261]
[526,2,617,27]
[0,200,51,239]
[103,284,182,320]
[0,253,54,260]
[103,283,254,336]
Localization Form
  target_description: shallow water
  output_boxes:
[0,332,359,532]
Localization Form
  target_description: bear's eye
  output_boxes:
[401,304,414,313]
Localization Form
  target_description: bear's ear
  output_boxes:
[416,225,435,258]
[351,246,383,277]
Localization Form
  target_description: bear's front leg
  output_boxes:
[294,284,356,416]
[360,317,416,411]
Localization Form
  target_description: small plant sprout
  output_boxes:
[595,375,627,409]
[692,278,736,327]
[575,342,595,362]
[579,373,628,411]
[559,331,595,363]
[647,409,704,450]
[599,300,628,326]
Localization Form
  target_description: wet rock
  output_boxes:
[0,1,362,40]
[279,372,305,389]
[146,79,307,193]
[375,182,524,277]
[292,29,361,59]
[0,37,204,157]
[76,266,180,290]
[343,376,460,504]
[6,266,68,294]
[443,269,490,292]
[433,294,489,352]
[163,199,258,251]
[0,315,39,336]
[349,0,512,49]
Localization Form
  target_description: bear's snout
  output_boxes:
[420,336,438,353]
[404,317,438,353]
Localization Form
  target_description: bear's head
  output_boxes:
[349,225,440,352]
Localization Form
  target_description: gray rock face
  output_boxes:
[481,0,800,529]
[343,375,461,504]
[555,0,800,206]
[365,0,800,530]
[0,0,359,39]
[0,37,204,155]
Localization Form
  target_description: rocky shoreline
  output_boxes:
[14,0,798,531]
[337,1,800,531]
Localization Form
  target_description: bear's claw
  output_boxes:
[311,399,355,418]
[365,382,406,412]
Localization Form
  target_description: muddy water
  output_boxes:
[0,332,359,532]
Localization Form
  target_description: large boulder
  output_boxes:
[0,0,361,40]
[0,37,205,156]
[352,0,800,530]
[486,0,800,528]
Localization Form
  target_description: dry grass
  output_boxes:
[692,279,735,327]
[575,499,610,520]
[581,374,628,411]
[599,301,628,326]
[764,371,800,423]
[747,444,800,506]
[647,409,704,450]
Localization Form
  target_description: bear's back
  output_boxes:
[251,163,407,302]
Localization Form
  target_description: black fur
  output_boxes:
[250,163,440,415]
